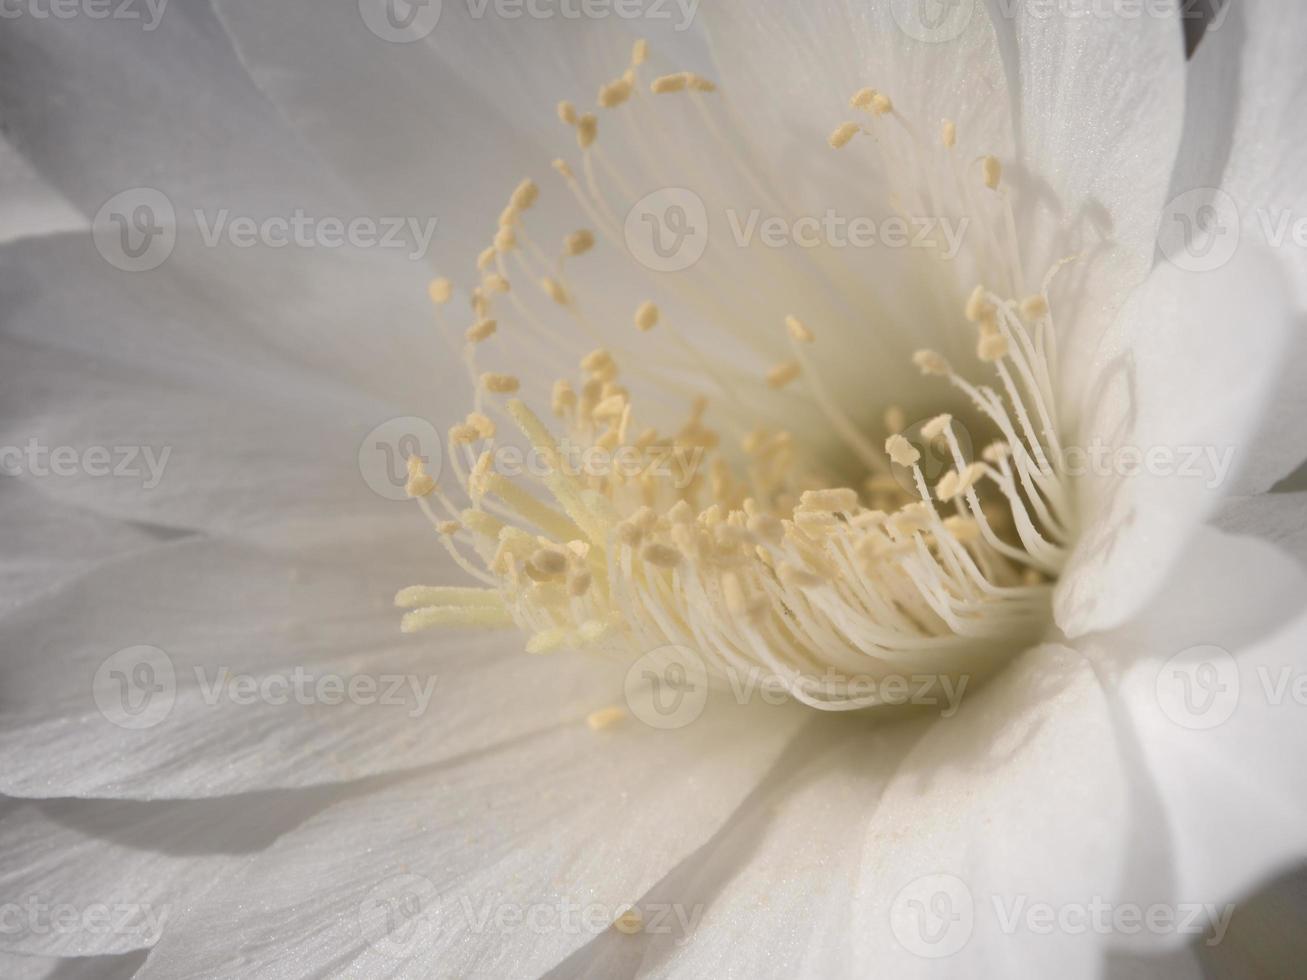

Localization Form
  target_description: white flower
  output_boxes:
[1,0,1306,977]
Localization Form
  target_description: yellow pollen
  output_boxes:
[540,277,570,305]
[650,73,687,94]
[557,100,577,125]
[481,372,521,394]
[552,158,574,179]
[965,284,994,322]
[982,155,1002,190]
[614,907,643,935]
[598,78,633,108]
[941,119,957,148]
[494,227,516,252]
[586,705,628,731]
[476,246,496,271]
[828,121,861,149]
[641,542,682,568]
[1020,294,1049,319]
[511,179,539,212]
[634,300,659,331]
[913,349,950,377]
[922,414,952,440]
[686,73,716,92]
[978,332,1009,362]
[870,92,893,116]
[465,319,497,343]
[766,360,801,388]
[800,488,859,513]
[785,315,814,343]
[886,434,921,467]
[884,405,906,434]
[577,114,598,149]
[427,277,453,305]
[631,39,648,65]
[849,87,876,109]
[404,456,436,498]
[483,273,510,293]
[565,229,595,256]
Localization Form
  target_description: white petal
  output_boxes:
[1216,492,1307,568]
[848,643,1133,977]
[0,482,158,618]
[136,700,806,978]
[0,532,629,798]
[1172,1,1307,492]
[0,950,145,980]
[0,137,84,245]
[1002,0,1186,261]
[1,236,453,538]
[1087,525,1307,908]
[0,790,340,956]
[1055,246,1294,638]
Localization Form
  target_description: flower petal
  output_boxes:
[1087,525,1307,910]
[135,700,806,978]
[1055,246,1294,638]
[1171,0,1307,492]
[0,787,344,956]
[0,532,629,799]
[0,137,85,246]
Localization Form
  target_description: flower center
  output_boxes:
[395,40,1077,710]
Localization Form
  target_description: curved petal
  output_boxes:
[1216,491,1307,569]
[1171,0,1307,492]
[1087,525,1307,909]
[0,137,85,246]
[0,950,146,980]
[134,699,806,978]
[1055,246,1294,638]
[0,234,457,538]
[0,786,349,957]
[847,643,1135,978]
[0,531,632,799]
